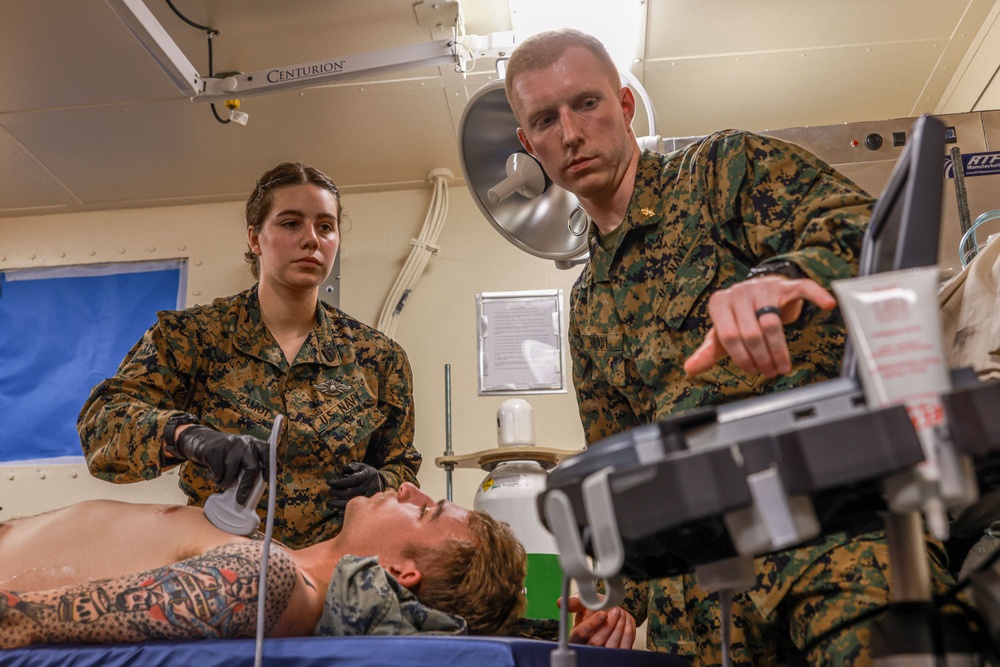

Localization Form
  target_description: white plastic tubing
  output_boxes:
[376,168,453,339]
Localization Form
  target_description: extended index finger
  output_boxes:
[683,328,724,377]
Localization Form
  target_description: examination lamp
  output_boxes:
[458,80,591,268]
[456,75,661,270]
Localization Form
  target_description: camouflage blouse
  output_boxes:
[78,287,420,548]
[569,131,875,627]
[570,131,875,445]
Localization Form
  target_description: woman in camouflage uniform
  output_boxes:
[78,162,421,548]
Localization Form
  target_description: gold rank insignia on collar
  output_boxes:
[640,207,655,218]
[314,379,350,396]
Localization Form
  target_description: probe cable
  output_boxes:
[254,414,284,667]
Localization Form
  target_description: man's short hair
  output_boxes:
[504,28,621,122]
[403,510,526,635]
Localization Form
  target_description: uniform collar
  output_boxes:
[234,287,345,368]
[311,303,346,366]
[627,149,667,230]
[584,150,665,284]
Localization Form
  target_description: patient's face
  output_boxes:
[342,482,471,560]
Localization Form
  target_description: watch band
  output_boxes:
[164,412,200,458]
[745,260,805,281]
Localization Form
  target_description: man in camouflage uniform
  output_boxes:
[504,29,955,665]
[78,286,420,548]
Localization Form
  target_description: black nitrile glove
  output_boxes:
[174,425,268,505]
[326,462,384,510]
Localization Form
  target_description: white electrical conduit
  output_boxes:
[376,169,453,338]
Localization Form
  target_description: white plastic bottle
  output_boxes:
[473,399,562,620]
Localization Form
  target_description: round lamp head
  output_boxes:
[458,79,589,264]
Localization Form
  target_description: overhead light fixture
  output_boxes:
[458,1,658,270]
[458,80,590,268]
[506,0,647,75]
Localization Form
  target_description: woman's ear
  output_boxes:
[247,226,261,255]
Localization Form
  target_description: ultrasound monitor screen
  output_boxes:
[857,114,946,276]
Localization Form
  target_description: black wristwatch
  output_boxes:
[163,412,200,458]
[745,260,805,281]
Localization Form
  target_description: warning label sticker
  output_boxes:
[482,473,529,491]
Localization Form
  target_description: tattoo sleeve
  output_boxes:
[0,542,297,649]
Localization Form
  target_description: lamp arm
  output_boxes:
[106,0,203,97]
[106,0,517,104]
[195,33,515,104]
[196,39,460,103]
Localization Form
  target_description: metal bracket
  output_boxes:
[542,468,625,611]
[413,1,461,30]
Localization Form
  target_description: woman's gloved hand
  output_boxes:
[326,462,384,510]
[173,425,268,505]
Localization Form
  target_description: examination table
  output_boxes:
[1,635,689,666]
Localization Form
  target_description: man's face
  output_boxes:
[511,46,636,204]
[341,483,472,563]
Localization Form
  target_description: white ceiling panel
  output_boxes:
[646,40,954,137]
[1,0,999,218]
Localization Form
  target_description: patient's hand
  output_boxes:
[560,595,636,649]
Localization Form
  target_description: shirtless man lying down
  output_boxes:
[0,483,635,650]
[0,483,525,648]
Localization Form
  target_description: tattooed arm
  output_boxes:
[0,542,298,649]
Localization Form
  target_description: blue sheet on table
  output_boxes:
[2,635,689,667]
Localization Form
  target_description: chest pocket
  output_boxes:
[312,385,386,457]
[654,236,719,338]
[653,239,759,391]
[207,383,275,438]
[578,332,628,388]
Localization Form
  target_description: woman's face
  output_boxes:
[247,183,340,293]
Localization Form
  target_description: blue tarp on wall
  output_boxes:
[0,261,185,462]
